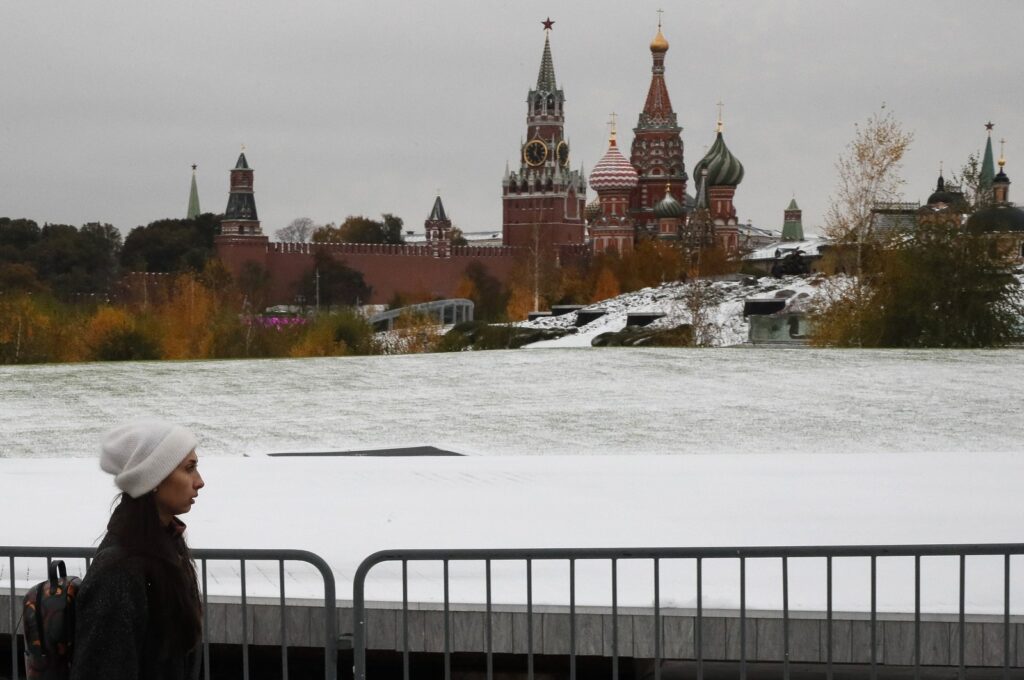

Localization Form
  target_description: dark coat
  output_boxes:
[70,533,201,680]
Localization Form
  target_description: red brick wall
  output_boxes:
[215,236,520,305]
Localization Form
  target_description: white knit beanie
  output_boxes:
[100,419,199,498]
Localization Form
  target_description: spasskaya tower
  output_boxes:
[501,18,586,249]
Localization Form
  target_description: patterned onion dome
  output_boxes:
[589,139,639,192]
[584,198,603,221]
[654,188,684,219]
[694,130,744,187]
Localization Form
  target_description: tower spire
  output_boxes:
[630,15,685,230]
[980,122,996,196]
[186,164,201,219]
[536,21,557,92]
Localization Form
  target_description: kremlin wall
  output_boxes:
[213,20,752,307]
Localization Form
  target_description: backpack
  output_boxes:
[22,560,81,680]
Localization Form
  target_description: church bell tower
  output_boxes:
[501,18,586,250]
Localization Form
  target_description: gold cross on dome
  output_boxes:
[716,101,724,132]
[656,8,664,28]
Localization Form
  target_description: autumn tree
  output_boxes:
[237,261,272,313]
[504,226,560,319]
[591,266,620,302]
[0,263,48,295]
[824,106,913,251]
[153,272,221,359]
[121,214,221,273]
[631,240,687,289]
[454,261,508,321]
[299,250,372,309]
[0,295,87,363]
[676,281,725,347]
[950,152,983,211]
[312,214,405,245]
[0,218,42,263]
[82,306,159,361]
[289,309,376,357]
[812,220,1023,348]
[274,217,316,243]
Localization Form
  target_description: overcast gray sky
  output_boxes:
[2,1,1022,239]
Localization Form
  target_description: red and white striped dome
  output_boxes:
[589,139,638,192]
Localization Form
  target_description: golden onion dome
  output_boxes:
[650,28,669,53]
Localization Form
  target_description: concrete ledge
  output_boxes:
[2,595,1021,667]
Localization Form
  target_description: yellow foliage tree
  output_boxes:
[505,281,536,321]
[154,273,220,359]
[0,296,54,363]
[591,267,620,303]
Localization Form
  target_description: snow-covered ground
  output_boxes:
[519,275,824,348]
[1,348,1021,458]
[1,454,1021,614]
[2,345,1022,613]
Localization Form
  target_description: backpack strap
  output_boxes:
[48,559,67,590]
[33,581,47,657]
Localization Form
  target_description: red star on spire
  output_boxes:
[985,121,995,132]
[542,17,554,31]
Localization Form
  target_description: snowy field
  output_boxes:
[1,454,1022,615]
[1,349,1023,613]
[1,348,1021,458]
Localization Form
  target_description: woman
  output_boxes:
[71,419,206,680]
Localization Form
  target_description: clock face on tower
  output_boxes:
[523,140,548,167]
[556,141,569,167]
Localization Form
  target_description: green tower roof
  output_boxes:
[980,124,996,193]
[536,32,557,93]
[187,165,201,219]
[781,197,803,241]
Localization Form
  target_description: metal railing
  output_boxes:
[2,546,337,680]
[352,544,1024,680]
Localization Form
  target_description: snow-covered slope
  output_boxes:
[520,275,827,348]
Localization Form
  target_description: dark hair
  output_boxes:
[106,492,202,653]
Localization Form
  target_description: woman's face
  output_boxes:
[154,450,205,521]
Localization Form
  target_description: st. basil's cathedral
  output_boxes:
[502,18,745,257]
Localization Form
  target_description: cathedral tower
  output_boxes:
[588,117,639,254]
[693,114,744,253]
[502,19,586,250]
[221,152,261,236]
[629,16,687,233]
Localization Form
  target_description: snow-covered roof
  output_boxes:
[744,238,831,261]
